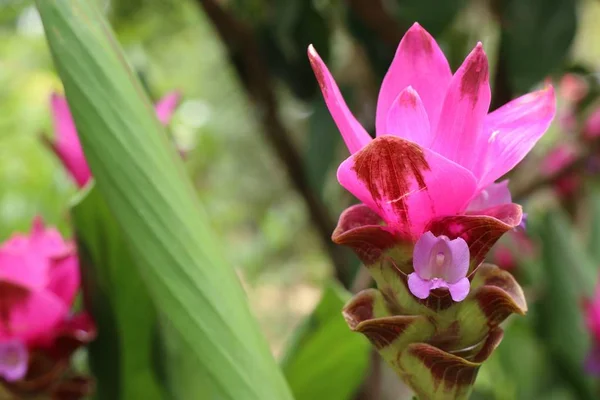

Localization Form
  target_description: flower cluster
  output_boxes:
[310,23,554,398]
[0,218,94,396]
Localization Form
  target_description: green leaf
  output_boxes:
[305,99,341,197]
[499,0,577,93]
[72,186,163,400]
[587,191,600,266]
[535,212,596,400]
[394,0,466,36]
[281,283,370,400]
[36,1,293,399]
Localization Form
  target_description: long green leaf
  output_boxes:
[281,283,369,400]
[72,186,163,400]
[36,1,293,398]
[536,212,596,400]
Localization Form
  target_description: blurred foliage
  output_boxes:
[3,0,600,398]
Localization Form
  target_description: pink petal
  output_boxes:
[384,87,431,146]
[467,180,512,212]
[0,248,48,290]
[412,231,439,279]
[442,237,470,283]
[0,284,67,346]
[49,93,92,188]
[477,86,556,188]
[336,136,477,237]
[431,43,491,172]
[154,91,181,125]
[0,340,28,382]
[448,277,470,302]
[29,216,72,259]
[46,255,80,307]
[407,273,432,299]
[376,23,452,135]
[308,45,372,154]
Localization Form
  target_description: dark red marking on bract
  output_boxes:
[426,203,522,274]
[352,136,431,233]
[472,328,504,363]
[407,343,479,391]
[355,316,418,349]
[399,90,418,108]
[333,204,399,265]
[475,286,526,327]
[0,282,29,335]
[472,265,527,326]
[459,44,489,104]
[48,312,96,360]
[343,289,377,330]
[419,288,455,312]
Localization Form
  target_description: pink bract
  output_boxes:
[49,91,181,188]
[309,23,555,237]
[0,217,79,347]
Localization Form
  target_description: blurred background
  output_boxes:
[2,0,600,398]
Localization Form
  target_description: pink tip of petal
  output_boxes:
[308,45,372,154]
[155,91,181,125]
[0,340,28,382]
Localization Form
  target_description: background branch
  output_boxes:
[196,0,353,287]
[345,0,405,47]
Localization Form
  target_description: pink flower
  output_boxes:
[542,145,579,197]
[311,23,554,302]
[407,232,470,302]
[309,23,555,239]
[49,91,181,188]
[0,217,85,381]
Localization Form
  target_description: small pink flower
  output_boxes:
[309,23,555,238]
[49,91,181,188]
[407,232,470,302]
[542,145,579,197]
[0,217,84,381]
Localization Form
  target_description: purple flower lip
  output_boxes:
[407,232,470,302]
[0,340,28,382]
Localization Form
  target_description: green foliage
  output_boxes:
[71,186,162,400]
[536,212,596,400]
[281,283,370,400]
[499,0,577,93]
[35,0,293,399]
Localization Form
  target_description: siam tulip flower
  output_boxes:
[310,23,552,398]
[49,91,181,188]
[0,218,95,397]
